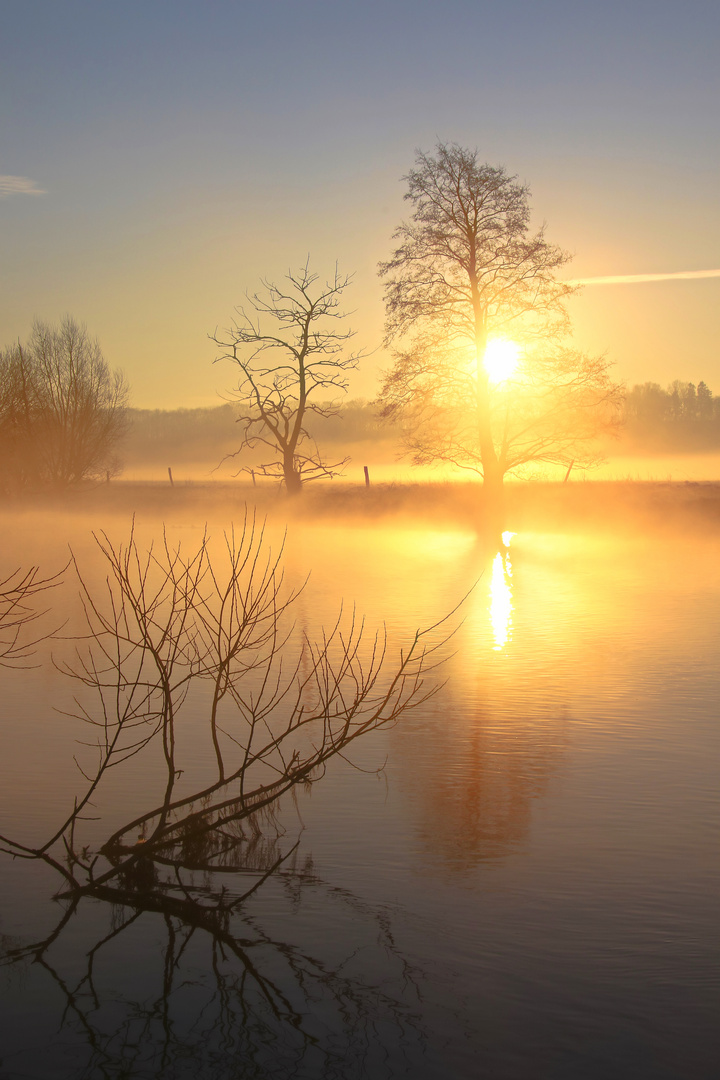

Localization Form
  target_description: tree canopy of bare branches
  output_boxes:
[0,563,64,666]
[213,263,361,494]
[378,143,623,498]
[0,316,129,490]
[380,338,624,485]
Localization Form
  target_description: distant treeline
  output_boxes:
[123,401,394,470]
[122,383,720,474]
[623,381,720,451]
[125,405,240,466]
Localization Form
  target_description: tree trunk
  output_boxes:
[475,351,504,509]
[474,336,505,535]
[283,455,302,495]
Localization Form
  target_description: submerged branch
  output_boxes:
[1,513,455,907]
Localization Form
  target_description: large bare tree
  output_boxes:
[378,143,622,500]
[213,263,360,494]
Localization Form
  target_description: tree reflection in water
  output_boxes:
[405,696,567,869]
[393,538,568,873]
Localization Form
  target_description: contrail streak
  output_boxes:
[569,269,720,286]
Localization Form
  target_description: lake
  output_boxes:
[0,489,718,1079]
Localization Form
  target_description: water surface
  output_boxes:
[0,504,718,1078]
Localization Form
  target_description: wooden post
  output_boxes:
[168,467,174,487]
[251,469,256,487]
[563,460,574,483]
[364,465,370,488]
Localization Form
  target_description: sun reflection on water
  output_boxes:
[489,539,514,650]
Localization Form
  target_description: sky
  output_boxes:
[2,0,719,408]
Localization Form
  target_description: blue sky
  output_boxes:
[2,0,718,406]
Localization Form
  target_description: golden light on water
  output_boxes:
[484,338,521,384]
[489,549,513,650]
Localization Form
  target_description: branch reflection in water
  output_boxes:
[2,845,427,1079]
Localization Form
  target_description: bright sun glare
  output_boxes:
[484,339,520,384]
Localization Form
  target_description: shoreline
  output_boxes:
[2,478,720,534]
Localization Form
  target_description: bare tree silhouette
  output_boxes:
[212,263,361,494]
[378,143,623,502]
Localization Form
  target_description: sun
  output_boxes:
[484,338,521,384]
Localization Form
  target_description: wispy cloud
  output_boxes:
[569,269,720,286]
[0,175,48,198]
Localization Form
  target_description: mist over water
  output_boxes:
[1,484,718,1078]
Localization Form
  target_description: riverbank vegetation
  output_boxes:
[0,317,129,491]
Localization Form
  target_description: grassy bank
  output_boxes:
[4,478,720,535]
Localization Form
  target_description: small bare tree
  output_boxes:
[0,515,448,902]
[213,263,361,494]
